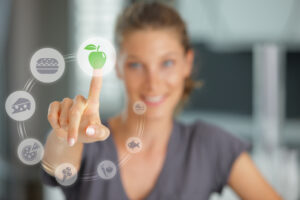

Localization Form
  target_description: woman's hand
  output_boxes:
[47,72,109,146]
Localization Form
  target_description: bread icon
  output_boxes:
[36,58,59,74]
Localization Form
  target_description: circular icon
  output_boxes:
[126,137,143,154]
[77,37,116,77]
[97,160,117,180]
[55,163,78,186]
[133,101,147,115]
[30,48,65,83]
[5,91,36,121]
[17,138,44,165]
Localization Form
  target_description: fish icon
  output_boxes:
[12,98,31,114]
[128,140,140,149]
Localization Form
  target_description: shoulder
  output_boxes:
[174,119,251,157]
[175,119,251,192]
[175,119,241,143]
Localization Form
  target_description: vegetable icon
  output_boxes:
[84,44,106,69]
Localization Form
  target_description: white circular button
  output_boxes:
[77,37,116,77]
[18,138,44,165]
[5,91,36,121]
[30,48,65,83]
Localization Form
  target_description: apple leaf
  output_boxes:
[84,44,97,50]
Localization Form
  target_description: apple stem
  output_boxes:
[97,45,100,52]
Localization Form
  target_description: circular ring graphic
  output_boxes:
[97,160,117,180]
[55,163,78,186]
[5,91,36,121]
[17,138,44,165]
[133,101,147,115]
[30,48,65,83]
[126,137,143,154]
[77,37,116,77]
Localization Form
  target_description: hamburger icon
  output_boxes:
[36,58,59,74]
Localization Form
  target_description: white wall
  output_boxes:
[178,0,300,49]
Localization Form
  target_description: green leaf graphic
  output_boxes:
[84,44,97,50]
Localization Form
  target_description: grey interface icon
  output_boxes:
[12,98,31,114]
[101,165,113,177]
[36,58,59,74]
[21,142,40,161]
[55,163,78,186]
[62,167,72,182]
[135,104,144,111]
[128,140,140,150]
[126,137,142,153]
[97,160,117,180]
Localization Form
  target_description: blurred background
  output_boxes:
[0,0,299,199]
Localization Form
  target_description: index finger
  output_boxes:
[87,69,102,105]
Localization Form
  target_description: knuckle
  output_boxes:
[50,101,60,108]
[47,113,55,121]
[75,95,86,104]
[62,97,72,104]
[75,95,82,101]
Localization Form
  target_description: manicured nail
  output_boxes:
[68,138,75,146]
[86,127,95,136]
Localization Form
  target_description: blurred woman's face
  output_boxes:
[118,29,194,120]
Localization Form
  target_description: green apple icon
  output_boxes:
[84,44,106,69]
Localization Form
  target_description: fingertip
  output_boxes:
[101,127,110,141]
[99,128,107,138]
[95,125,110,140]
[105,127,110,136]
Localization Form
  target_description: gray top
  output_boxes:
[41,120,250,200]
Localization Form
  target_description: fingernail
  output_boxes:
[68,138,75,146]
[86,127,95,136]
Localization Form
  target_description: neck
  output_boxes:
[111,107,174,149]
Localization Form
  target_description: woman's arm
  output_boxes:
[42,73,109,176]
[42,130,84,176]
[228,152,282,200]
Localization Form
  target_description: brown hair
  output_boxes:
[115,2,202,107]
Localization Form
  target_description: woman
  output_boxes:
[42,2,281,200]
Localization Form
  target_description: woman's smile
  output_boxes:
[141,94,167,106]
